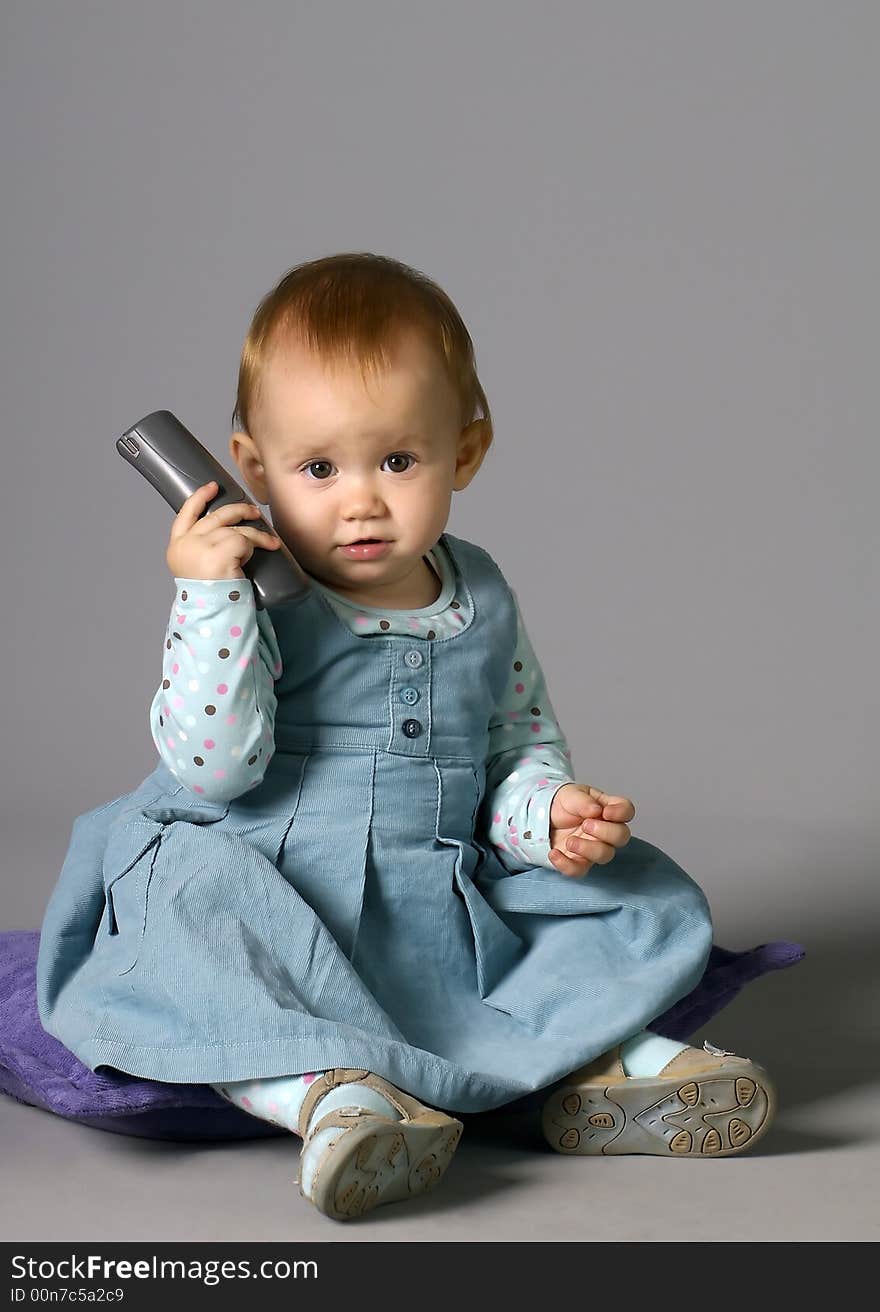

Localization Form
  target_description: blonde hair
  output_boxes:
[232,252,492,441]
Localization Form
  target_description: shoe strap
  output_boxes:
[296,1067,441,1137]
[296,1068,370,1137]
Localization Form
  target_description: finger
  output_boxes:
[560,834,615,865]
[196,502,264,534]
[587,788,621,806]
[169,481,220,538]
[226,525,282,544]
[576,819,632,849]
[594,793,636,823]
[606,800,635,823]
[548,847,594,878]
[552,787,603,825]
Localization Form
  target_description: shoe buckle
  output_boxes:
[703,1040,736,1057]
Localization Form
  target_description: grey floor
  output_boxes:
[2,828,878,1243]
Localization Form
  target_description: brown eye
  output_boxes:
[305,461,333,480]
[384,453,415,473]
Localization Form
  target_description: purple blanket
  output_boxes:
[0,929,804,1141]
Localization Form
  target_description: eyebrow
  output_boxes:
[280,431,429,458]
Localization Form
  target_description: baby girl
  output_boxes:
[37,251,776,1221]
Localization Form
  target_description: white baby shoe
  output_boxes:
[296,1068,463,1220]
[542,1040,776,1158]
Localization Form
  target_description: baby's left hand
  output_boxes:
[548,784,634,878]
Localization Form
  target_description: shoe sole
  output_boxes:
[306,1112,463,1220]
[541,1060,776,1157]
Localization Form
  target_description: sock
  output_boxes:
[211,1071,328,1135]
[301,1080,404,1135]
[619,1030,690,1077]
[213,1072,407,1200]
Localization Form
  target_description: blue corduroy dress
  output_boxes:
[36,533,714,1112]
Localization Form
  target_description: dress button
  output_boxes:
[404,650,423,668]
[401,686,420,705]
[402,718,423,738]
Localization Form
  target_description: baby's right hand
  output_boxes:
[165,481,282,581]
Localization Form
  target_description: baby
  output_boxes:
[37,252,776,1222]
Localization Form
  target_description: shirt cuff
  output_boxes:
[511,780,572,869]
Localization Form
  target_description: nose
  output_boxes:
[341,471,387,521]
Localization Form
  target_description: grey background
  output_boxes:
[1,0,876,1244]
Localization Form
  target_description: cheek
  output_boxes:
[265,475,301,511]
[267,494,325,539]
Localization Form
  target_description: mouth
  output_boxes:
[339,539,392,560]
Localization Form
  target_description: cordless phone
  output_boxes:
[117,409,309,610]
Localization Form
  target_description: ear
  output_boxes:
[229,431,271,505]
[452,419,493,492]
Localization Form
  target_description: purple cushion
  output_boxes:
[0,929,804,1141]
[1,930,283,1142]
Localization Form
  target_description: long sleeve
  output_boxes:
[480,589,576,874]
[148,577,283,804]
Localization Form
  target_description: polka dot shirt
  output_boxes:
[149,539,575,873]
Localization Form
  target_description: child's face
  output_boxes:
[231,327,490,607]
